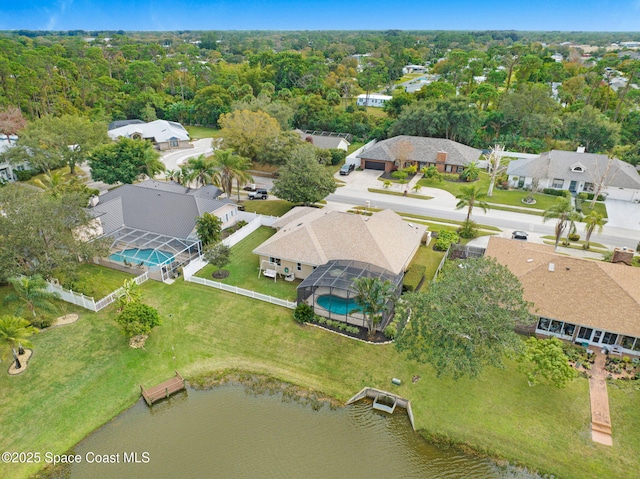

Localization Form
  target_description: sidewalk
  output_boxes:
[589,351,613,446]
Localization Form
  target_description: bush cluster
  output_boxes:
[434,230,459,251]
[314,315,360,334]
[542,188,571,197]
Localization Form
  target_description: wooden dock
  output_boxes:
[141,371,186,406]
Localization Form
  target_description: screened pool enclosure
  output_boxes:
[297,259,403,331]
[95,226,202,281]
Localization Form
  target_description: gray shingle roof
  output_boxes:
[357,135,481,166]
[93,183,231,239]
[507,150,640,189]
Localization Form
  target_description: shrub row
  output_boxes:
[314,316,360,334]
[383,316,405,340]
[403,264,425,292]
[542,188,571,197]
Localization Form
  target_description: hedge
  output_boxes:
[403,264,425,292]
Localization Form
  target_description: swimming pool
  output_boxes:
[316,295,362,315]
[109,248,173,267]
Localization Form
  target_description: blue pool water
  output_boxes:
[109,248,173,267]
[317,295,362,315]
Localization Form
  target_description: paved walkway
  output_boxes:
[589,351,613,446]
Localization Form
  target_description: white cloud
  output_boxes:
[46,0,73,30]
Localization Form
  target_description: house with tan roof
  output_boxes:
[253,207,426,280]
[485,237,640,355]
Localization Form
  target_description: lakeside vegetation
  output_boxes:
[1,276,638,479]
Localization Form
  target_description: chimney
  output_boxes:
[576,146,586,153]
[611,247,634,266]
[436,151,448,163]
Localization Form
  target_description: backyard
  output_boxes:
[195,226,299,301]
[1,276,638,479]
[242,199,295,217]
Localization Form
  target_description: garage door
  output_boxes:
[364,160,386,171]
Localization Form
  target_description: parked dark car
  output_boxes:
[248,188,268,200]
[511,231,528,240]
[339,163,355,175]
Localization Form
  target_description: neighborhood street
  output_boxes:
[327,170,640,251]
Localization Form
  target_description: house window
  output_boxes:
[445,165,453,173]
[456,166,464,173]
[170,138,179,147]
[269,257,281,266]
[562,323,576,337]
[602,332,618,345]
[577,327,593,340]
[584,182,594,192]
[552,178,564,188]
[537,318,550,331]
[621,336,636,350]
[297,263,302,271]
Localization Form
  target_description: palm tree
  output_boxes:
[351,277,397,337]
[583,210,605,250]
[455,185,489,222]
[4,275,58,318]
[543,197,581,252]
[210,148,253,200]
[0,315,37,361]
[141,145,164,179]
[32,170,67,196]
[460,161,481,182]
[183,154,216,188]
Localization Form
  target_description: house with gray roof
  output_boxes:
[507,150,640,202]
[89,180,238,280]
[295,130,351,151]
[356,135,481,173]
[107,119,192,151]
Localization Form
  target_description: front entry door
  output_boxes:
[569,180,577,192]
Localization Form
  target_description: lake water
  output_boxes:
[70,385,536,479]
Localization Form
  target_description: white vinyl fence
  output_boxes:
[187,275,296,309]
[47,271,149,312]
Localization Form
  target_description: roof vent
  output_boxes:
[407,223,414,228]
[548,262,555,272]
[526,258,533,263]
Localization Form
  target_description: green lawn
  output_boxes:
[60,264,134,299]
[368,187,433,200]
[1,276,638,479]
[418,173,609,216]
[409,245,445,284]
[195,226,299,301]
[242,199,295,217]
[185,125,223,140]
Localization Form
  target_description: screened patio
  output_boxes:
[95,226,202,281]
[297,259,403,331]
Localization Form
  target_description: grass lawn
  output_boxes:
[409,245,445,284]
[242,199,295,217]
[347,141,365,155]
[195,226,299,301]
[418,173,607,216]
[185,125,223,140]
[1,276,638,479]
[581,201,608,217]
[368,187,433,200]
[61,264,134,299]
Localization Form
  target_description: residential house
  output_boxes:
[485,237,640,355]
[356,135,481,173]
[507,149,640,201]
[253,206,426,280]
[295,130,351,151]
[107,119,192,151]
[356,94,392,107]
[0,135,30,183]
[90,180,237,280]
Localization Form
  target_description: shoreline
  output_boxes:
[34,369,540,479]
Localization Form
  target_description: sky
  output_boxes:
[2,0,640,32]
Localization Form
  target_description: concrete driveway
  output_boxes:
[602,199,640,231]
[160,138,216,173]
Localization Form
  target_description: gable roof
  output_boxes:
[485,237,640,337]
[357,135,481,166]
[254,207,426,275]
[107,120,190,144]
[92,183,233,239]
[507,150,640,189]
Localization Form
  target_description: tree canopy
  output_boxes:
[89,137,162,184]
[270,145,337,205]
[396,257,534,378]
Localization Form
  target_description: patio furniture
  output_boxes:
[611,345,623,357]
